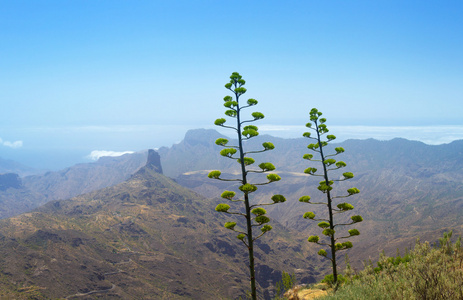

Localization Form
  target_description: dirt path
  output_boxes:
[64,284,116,299]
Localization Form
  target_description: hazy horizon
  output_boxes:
[2,126,462,171]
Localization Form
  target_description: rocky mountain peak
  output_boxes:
[146,149,163,174]
[183,128,226,146]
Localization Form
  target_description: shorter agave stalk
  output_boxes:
[300,108,363,286]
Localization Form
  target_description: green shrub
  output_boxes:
[320,231,463,300]
[321,274,347,287]
[274,271,296,300]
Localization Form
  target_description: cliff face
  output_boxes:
[146,149,163,174]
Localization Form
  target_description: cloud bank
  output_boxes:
[0,137,23,148]
[258,125,463,145]
[86,150,135,161]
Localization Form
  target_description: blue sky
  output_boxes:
[1,1,462,170]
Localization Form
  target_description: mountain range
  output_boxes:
[159,129,463,269]
[0,128,462,298]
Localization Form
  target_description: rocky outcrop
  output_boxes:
[284,284,329,300]
[146,149,163,174]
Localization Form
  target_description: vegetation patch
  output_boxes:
[319,231,463,300]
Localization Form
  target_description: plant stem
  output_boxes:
[235,84,257,300]
[314,120,338,285]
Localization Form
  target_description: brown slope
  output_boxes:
[0,151,322,299]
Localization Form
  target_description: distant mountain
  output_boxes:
[0,157,41,176]
[0,150,322,299]
[157,128,237,178]
[0,151,148,219]
[23,151,149,201]
[160,129,463,268]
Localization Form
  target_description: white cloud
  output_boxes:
[330,125,463,145]
[0,137,23,148]
[257,124,463,145]
[86,150,135,161]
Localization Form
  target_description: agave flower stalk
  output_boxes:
[208,72,286,299]
[300,108,362,286]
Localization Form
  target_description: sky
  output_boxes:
[1,1,462,170]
